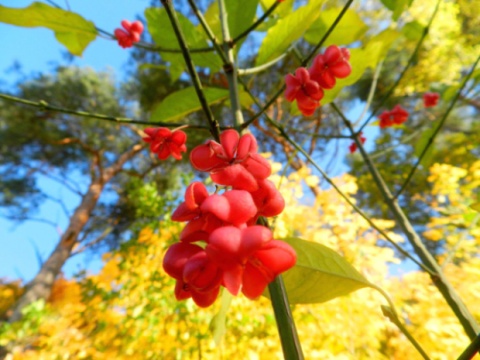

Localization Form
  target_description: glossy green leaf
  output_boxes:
[225,0,259,39]
[145,7,222,75]
[256,0,324,65]
[150,86,253,123]
[202,0,258,50]
[150,87,229,123]
[0,2,96,56]
[259,0,294,18]
[414,127,436,168]
[273,237,371,304]
[304,8,368,46]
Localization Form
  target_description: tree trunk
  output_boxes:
[9,144,143,322]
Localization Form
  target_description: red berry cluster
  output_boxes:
[163,129,296,307]
[285,45,352,116]
[114,20,144,49]
[143,127,187,160]
[423,92,440,108]
[348,132,366,154]
[378,105,409,128]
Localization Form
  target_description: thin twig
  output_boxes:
[232,2,280,44]
[242,0,355,129]
[372,285,431,360]
[354,60,384,127]
[394,53,480,199]
[301,0,355,66]
[457,333,480,360]
[358,0,442,132]
[332,101,480,340]
[237,77,431,272]
[218,0,244,127]
[161,0,221,140]
[0,93,207,129]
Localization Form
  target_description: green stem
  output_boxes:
[301,0,355,65]
[358,0,441,132]
[0,93,209,129]
[217,0,244,127]
[333,102,480,340]
[457,333,480,360]
[372,285,431,360]
[187,0,229,65]
[355,60,384,126]
[238,52,289,76]
[268,276,304,360]
[161,0,221,141]
[232,2,280,44]
[394,53,480,199]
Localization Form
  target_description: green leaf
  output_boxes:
[256,0,324,65]
[470,203,480,213]
[202,0,258,51]
[304,8,368,46]
[414,127,435,168]
[273,237,371,304]
[402,21,425,41]
[0,2,96,56]
[150,87,229,123]
[145,7,222,74]
[260,0,295,18]
[225,0,259,39]
[380,0,413,20]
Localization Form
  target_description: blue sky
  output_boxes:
[0,0,151,282]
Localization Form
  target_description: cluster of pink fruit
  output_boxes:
[143,128,296,307]
[285,45,352,116]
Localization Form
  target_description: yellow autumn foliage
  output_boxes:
[396,0,479,94]
[1,162,479,359]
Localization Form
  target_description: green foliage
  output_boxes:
[304,8,368,46]
[150,87,230,122]
[380,0,413,20]
[256,0,324,65]
[272,238,371,304]
[0,2,96,56]
[150,86,252,122]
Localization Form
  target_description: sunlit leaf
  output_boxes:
[271,237,371,304]
[402,20,425,41]
[225,0,259,40]
[0,2,96,56]
[150,87,253,123]
[150,87,230,123]
[259,0,294,18]
[380,0,413,20]
[304,8,368,46]
[256,0,324,65]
